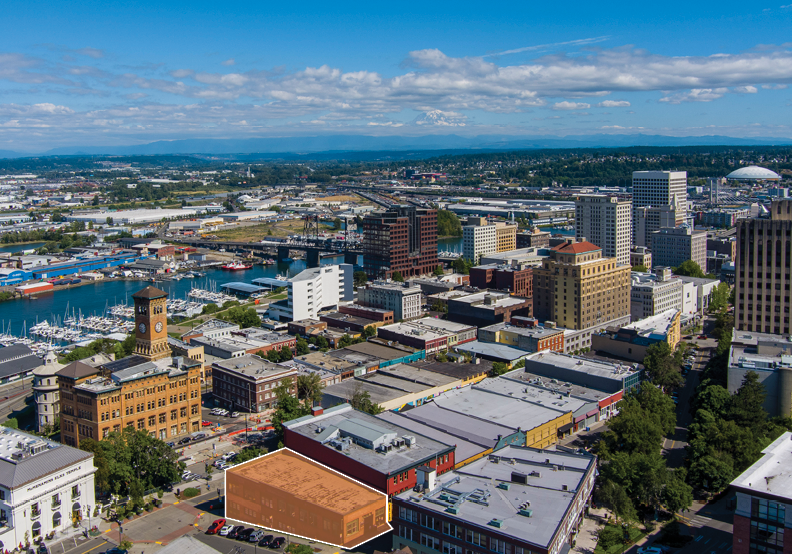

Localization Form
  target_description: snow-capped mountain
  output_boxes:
[412,110,467,127]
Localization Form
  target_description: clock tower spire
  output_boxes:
[132,286,170,361]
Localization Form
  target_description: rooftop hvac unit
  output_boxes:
[562,484,569,491]
[518,509,533,517]
[488,519,505,528]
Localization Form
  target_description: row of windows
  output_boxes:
[396,522,535,554]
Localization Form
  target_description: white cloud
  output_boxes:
[75,47,104,59]
[222,58,235,66]
[596,100,631,107]
[762,83,788,89]
[659,88,729,103]
[486,36,610,57]
[553,101,591,110]
[734,85,758,93]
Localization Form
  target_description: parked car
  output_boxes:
[219,525,234,536]
[270,537,286,549]
[222,451,236,461]
[231,411,240,418]
[193,433,207,440]
[698,335,707,339]
[178,437,192,445]
[202,420,213,427]
[104,549,128,554]
[250,530,267,542]
[237,528,255,541]
[227,525,245,539]
[259,535,275,547]
[207,518,226,534]
[637,547,666,554]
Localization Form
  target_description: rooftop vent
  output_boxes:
[488,519,505,529]
[518,509,533,518]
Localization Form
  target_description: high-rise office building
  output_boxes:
[633,204,681,248]
[462,217,517,262]
[735,199,792,335]
[651,226,707,271]
[575,195,632,266]
[533,239,631,332]
[632,170,687,245]
[362,206,438,280]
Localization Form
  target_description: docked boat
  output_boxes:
[222,261,253,271]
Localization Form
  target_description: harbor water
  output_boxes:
[0,237,468,335]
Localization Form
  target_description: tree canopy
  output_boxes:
[673,260,706,278]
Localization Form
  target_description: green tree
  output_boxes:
[727,371,767,431]
[490,362,510,376]
[363,325,376,338]
[295,337,310,356]
[353,271,368,287]
[296,372,325,407]
[452,256,473,274]
[106,216,113,226]
[392,271,404,282]
[673,260,706,278]
[349,385,384,415]
[662,468,693,514]
[596,480,638,523]
[332,217,343,231]
[643,341,684,391]
[221,306,261,328]
[433,265,444,276]
[271,378,311,439]
[709,283,732,312]
[631,265,648,272]
[688,454,734,492]
[232,447,267,465]
[436,210,463,237]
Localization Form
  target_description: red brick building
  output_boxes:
[469,264,533,297]
[362,206,438,280]
[283,404,455,497]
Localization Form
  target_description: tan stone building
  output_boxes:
[59,286,202,447]
[495,221,517,252]
[533,239,631,331]
[735,199,792,335]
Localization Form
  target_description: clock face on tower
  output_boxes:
[155,322,163,333]
[139,323,147,334]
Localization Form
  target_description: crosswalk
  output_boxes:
[684,514,713,528]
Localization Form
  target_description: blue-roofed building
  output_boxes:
[0,268,31,286]
[221,282,266,297]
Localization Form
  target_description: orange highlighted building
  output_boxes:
[225,448,391,548]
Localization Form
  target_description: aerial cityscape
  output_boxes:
[1,2,791,554]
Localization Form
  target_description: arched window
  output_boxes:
[32,521,41,537]
[53,511,62,528]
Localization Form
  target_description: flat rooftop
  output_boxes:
[621,309,679,335]
[525,351,638,380]
[212,355,297,380]
[395,445,595,550]
[455,340,531,361]
[285,404,453,474]
[731,432,792,500]
[501,369,616,403]
[481,322,563,339]
[0,427,93,488]
[729,329,792,370]
[472,376,591,414]
[449,291,527,309]
[229,448,384,515]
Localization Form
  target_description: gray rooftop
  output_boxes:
[0,427,93,489]
[285,404,453,474]
[731,432,792,501]
[455,340,531,362]
[212,354,297,381]
[395,445,595,550]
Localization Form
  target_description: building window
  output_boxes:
[421,534,441,550]
[347,518,359,536]
[490,539,510,554]
[171,425,177,436]
[466,531,486,547]
[751,498,786,524]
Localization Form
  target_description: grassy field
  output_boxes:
[212,219,305,241]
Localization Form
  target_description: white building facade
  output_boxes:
[632,170,687,245]
[575,195,632,266]
[0,429,96,551]
[32,350,64,433]
[358,281,423,321]
[270,264,353,322]
[630,270,684,320]
[462,224,496,263]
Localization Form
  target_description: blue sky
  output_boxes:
[2,0,792,150]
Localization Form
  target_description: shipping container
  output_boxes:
[15,282,54,294]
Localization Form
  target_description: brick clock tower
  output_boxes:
[132,286,170,361]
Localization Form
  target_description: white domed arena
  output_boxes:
[726,165,781,181]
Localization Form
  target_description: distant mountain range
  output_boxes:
[2,133,792,160]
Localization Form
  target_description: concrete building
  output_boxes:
[727,330,792,417]
[463,218,518,263]
[698,208,750,228]
[269,264,353,322]
[522,351,642,393]
[631,170,688,244]
[630,246,652,269]
[478,322,565,354]
[533,239,631,332]
[592,309,682,363]
[674,275,721,315]
[516,227,551,249]
[446,291,533,326]
[462,218,496,263]
[283,404,456,496]
[575,195,632,266]
[32,349,64,432]
[479,247,549,267]
[735,199,792,335]
[730,432,792,554]
[376,318,477,354]
[211,355,298,413]
[180,318,239,342]
[630,268,684,320]
[633,204,681,248]
[392,445,596,554]
[358,281,423,321]
[0,429,96,550]
[362,205,438,280]
[651,226,707,271]
[469,263,533,297]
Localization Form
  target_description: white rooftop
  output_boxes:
[731,432,792,499]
